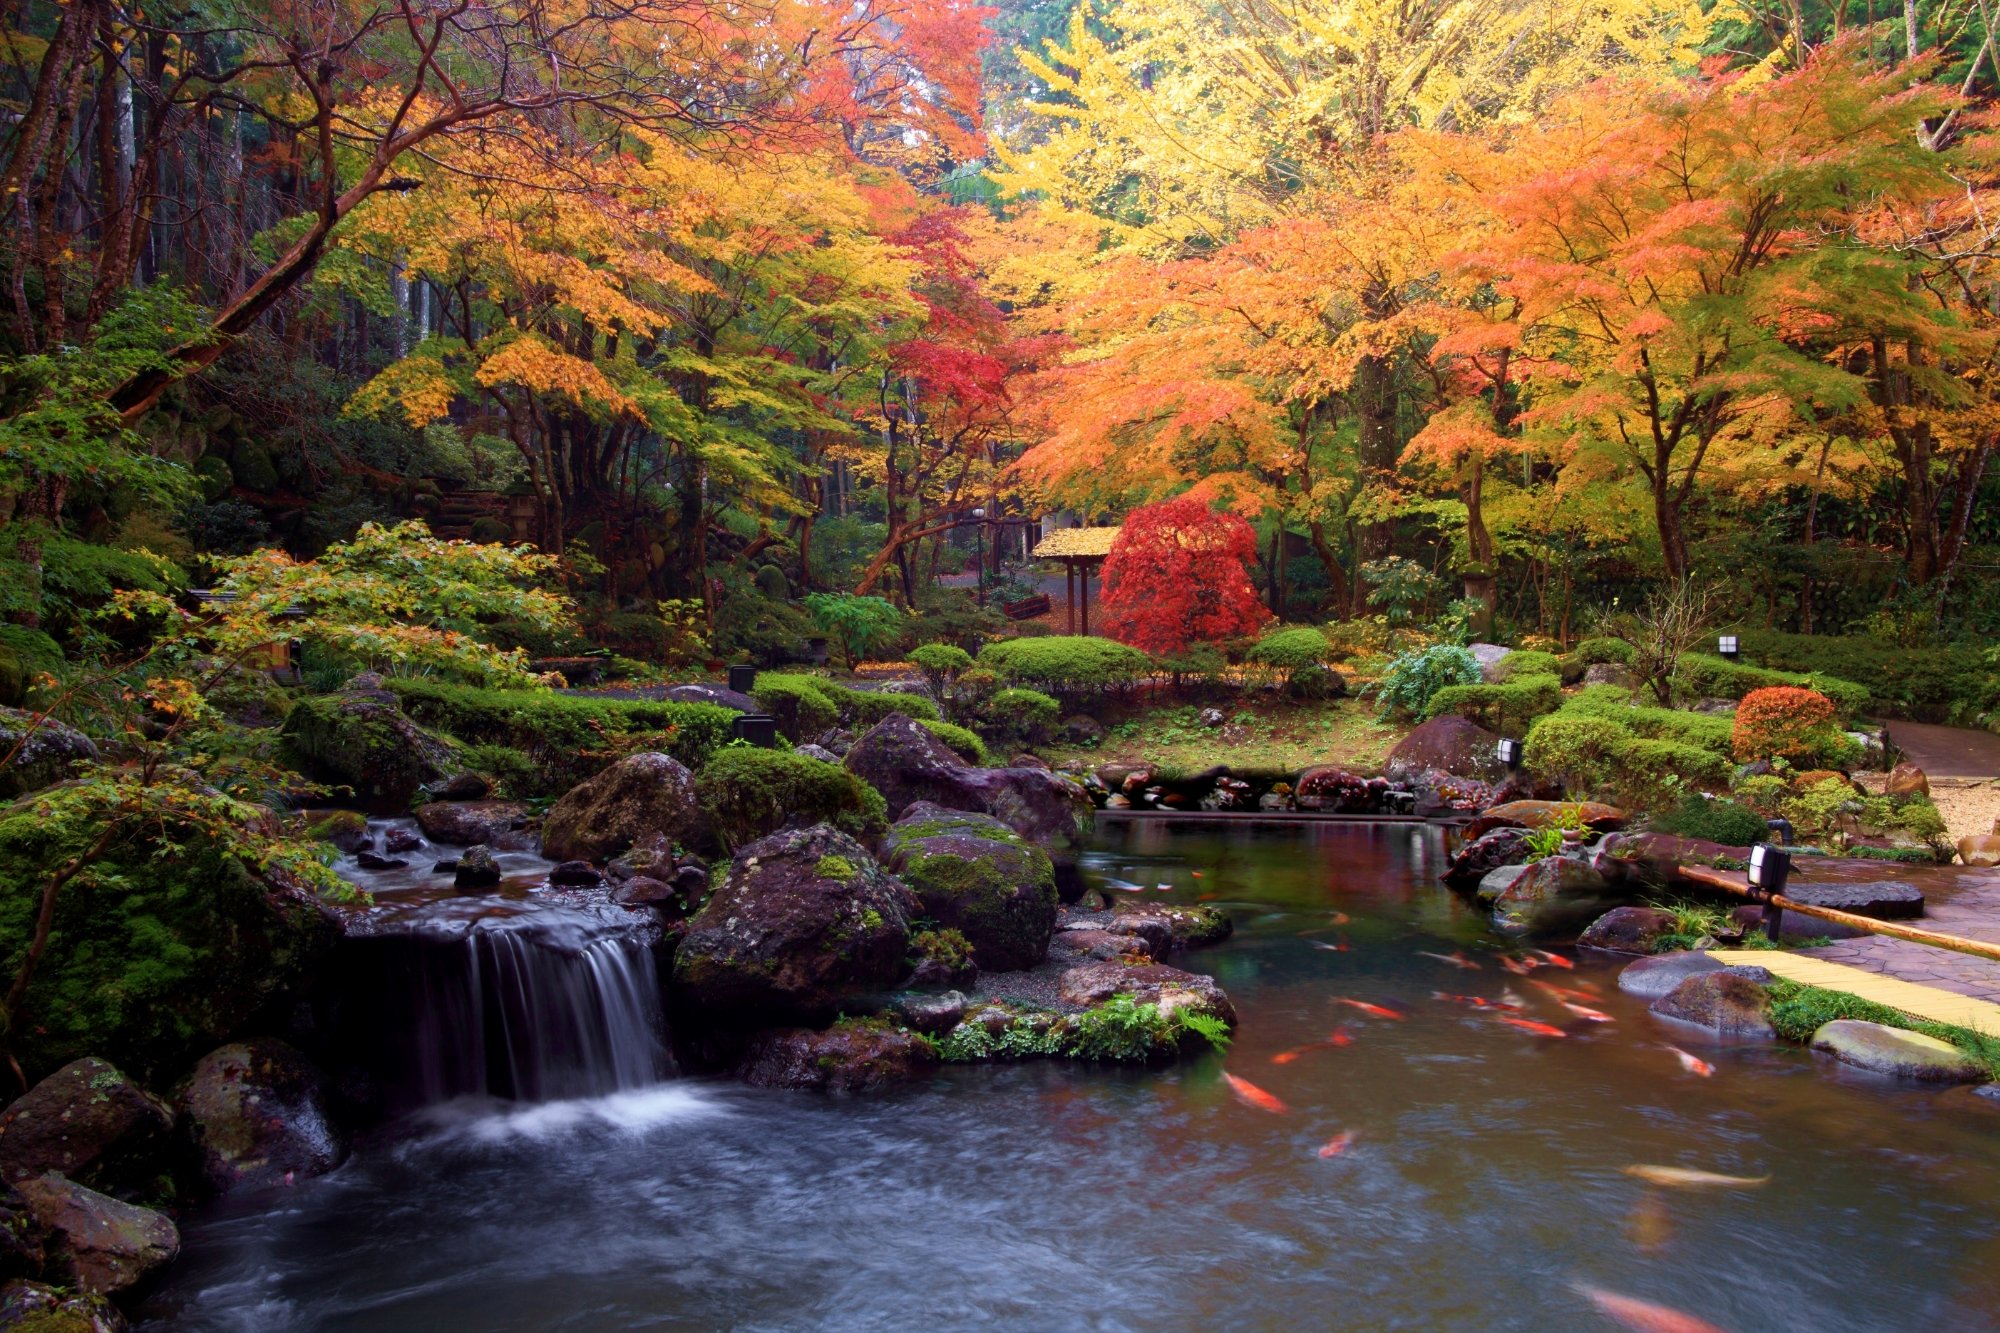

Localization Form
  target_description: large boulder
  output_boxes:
[0,1059,171,1197]
[1440,828,1530,891]
[413,799,531,848]
[279,688,459,813]
[11,1174,176,1296]
[1489,855,1618,933]
[735,1021,939,1093]
[1056,961,1238,1027]
[1811,1019,1985,1082]
[0,709,98,801]
[1650,971,1775,1038]
[881,806,1058,971]
[843,716,1091,871]
[1959,835,2000,868]
[663,683,758,714]
[672,824,922,1029]
[0,1279,125,1332]
[1780,880,1924,920]
[1384,715,1502,784]
[1474,799,1626,833]
[1617,951,1724,1000]
[541,752,698,864]
[1885,762,1930,798]
[1578,906,1677,955]
[175,1040,348,1198]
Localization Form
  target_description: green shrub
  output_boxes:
[909,643,974,696]
[1494,649,1562,681]
[1572,636,1636,666]
[0,625,62,704]
[835,685,941,727]
[1523,715,1627,794]
[460,743,537,796]
[1424,675,1563,732]
[1735,629,1997,724]
[1245,626,1331,672]
[1560,686,1735,754]
[1674,653,1868,717]
[802,591,908,667]
[696,747,888,850]
[388,679,735,796]
[982,687,1060,748]
[919,719,989,764]
[752,673,841,739]
[1372,644,1482,719]
[1064,994,1231,1062]
[978,636,1153,696]
[1646,794,1770,846]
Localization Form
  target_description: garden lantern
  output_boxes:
[1765,817,1795,847]
[732,714,779,748]
[1718,634,1740,662]
[1496,738,1524,770]
[1747,842,1790,894]
[728,664,758,694]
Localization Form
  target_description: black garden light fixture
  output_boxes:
[1496,737,1524,770]
[1748,841,1792,941]
[1718,634,1740,662]
[1765,817,1795,847]
[728,664,758,694]
[732,714,779,748]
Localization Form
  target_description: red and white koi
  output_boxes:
[1221,1071,1289,1114]
[1415,950,1480,970]
[1317,1130,1356,1159]
[1337,998,1406,1021]
[1663,1045,1715,1077]
[1495,1016,1569,1038]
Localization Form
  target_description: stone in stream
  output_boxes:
[0,1058,172,1196]
[1441,828,1530,891]
[1111,901,1231,950]
[353,850,408,871]
[1579,906,1678,955]
[414,799,530,848]
[672,824,922,1029]
[277,685,460,813]
[1810,1019,1985,1082]
[1489,855,1617,934]
[1777,879,1924,919]
[540,752,699,864]
[1650,971,1776,1038]
[1057,961,1237,1028]
[881,805,1058,972]
[1476,863,1531,902]
[735,1021,940,1093]
[175,1040,348,1198]
[11,1173,178,1296]
[0,1279,126,1332]
[1617,951,1725,1000]
[382,826,424,855]
[547,860,604,887]
[452,845,502,889]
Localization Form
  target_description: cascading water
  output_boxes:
[319,817,671,1110]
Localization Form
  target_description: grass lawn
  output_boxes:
[1040,696,1407,775]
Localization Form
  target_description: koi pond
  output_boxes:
[140,822,2000,1331]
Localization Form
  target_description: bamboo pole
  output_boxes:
[1675,863,2000,966]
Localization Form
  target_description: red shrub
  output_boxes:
[1732,686,1839,764]
[1099,498,1270,656]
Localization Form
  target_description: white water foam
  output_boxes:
[417,1084,727,1146]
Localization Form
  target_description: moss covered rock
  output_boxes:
[696,748,886,851]
[540,753,697,863]
[0,1277,126,1330]
[0,709,98,802]
[0,1059,171,1198]
[279,689,460,813]
[12,1173,177,1296]
[734,1019,938,1093]
[672,824,920,1029]
[882,806,1056,971]
[175,1040,348,1198]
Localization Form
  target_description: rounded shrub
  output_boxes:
[983,687,1060,748]
[977,636,1153,697]
[1372,644,1482,719]
[1732,686,1842,765]
[1647,795,1772,846]
[697,747,888,850]
[1572,637,1636,666]
[1523,714,1627,794]
[919,718,989,764]
[752,673,841,739]
[909,643,974,697]
[1494,649,1562,681]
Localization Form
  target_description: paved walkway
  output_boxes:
[1879,717,2000,779]
[1713,950,2000,1030]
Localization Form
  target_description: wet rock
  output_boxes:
[1383,715,1502,784]
[176,1040,347,1198]
[0,1279,126,1332]
[792,743,840,764]
[541,752,699,864]
[1010,753,1051,771]
[735,1021,939,1093]
[1109,901,1231,950]
[1811,1019,1984,1082]
[0,1058,172,1196]
[1579,906,1678,955]
[1617,951,1725,1000]
[0,1184,41,1281]
[1474,800,1626,834]
[1196,708,1226,728]
[612,875,680,908]
[1406,770,1498,815]
[1780,880,1924,919]
[1491,855,1618,934]
[414,799,529,848]
[278,689,459,813]
[452,845,502,889]
[1885,762,1930,798]
[547,860,603,887]
[12,1174,177,1296]
[1468,643,1512,677]
[663,683,757,714]
[1958,835,2000,869]
[382,827,424,855]
[881,807,1057,971]
[306,810,371,853]
[882,990,970,1036]
[1294,766,1390,813]
[844,714,963,814]
[1061,715,1105,746]
[434,772,494,801]
[0,707,100,801]
[352,850,407,871]
[1057,928,1159,962]
[1441,828,1530,890]
[672,824,922,1028]
[1057,961,1237,1027]
[1650,971,1776,1038]
[1477,863,1532,902]
[1582,662,1632,688]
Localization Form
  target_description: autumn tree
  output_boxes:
[1099,497,1269,655]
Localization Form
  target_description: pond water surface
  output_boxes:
[140,822,2000,1331]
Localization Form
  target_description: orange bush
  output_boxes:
[1732,687,1839,764]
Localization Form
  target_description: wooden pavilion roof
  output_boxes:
[1032,525,1121,559]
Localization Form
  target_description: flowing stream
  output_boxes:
[141,822,2000,1331]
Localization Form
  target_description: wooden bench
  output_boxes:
[1002,592,1051,620]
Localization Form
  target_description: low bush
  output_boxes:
[1494,649,1562,681]
[836,685,941,728]
[1065,994,1231,1062]
[1522,715,1628,794]
[1734,629,1998,724]
[1372,644,1482,719]
[1525,712,1731,811]
[1424,675,1564,732]
[1560,686,1735,755]
[919,718,989,764]
[1571,636,1636,666]
[909,643,973,696]
[751,673,841,739]
[0,625,62,704]
[1732,687,1845,766]
[696,747,888,850]
[1648,795,1772,846]
[982,687,1060,748]
[978,636,1153,698]
[1674,653,1869,718]
[388,679,735,796]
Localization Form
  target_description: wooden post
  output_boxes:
[1080,560,1091,636]
[1065,563,1076,634]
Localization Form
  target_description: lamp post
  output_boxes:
[1747,842,1792,941]
[1718,634,1740,663]
[973,507,987,608]
[1496,738,1524,771]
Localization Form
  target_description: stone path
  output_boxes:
[1713,950,2000,1030]
[1879,717,2000,779]
[1792,862,2000,1005]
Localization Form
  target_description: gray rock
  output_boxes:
[1582,662,1632,688]
[792,743,840,763]
[0,1279,126,1332]
[1384,715,1503,784]
[1811,1019,1985,1082]
[881,807,1058,971]
[1442,828,1530,890]
[278,689,459,813]
[414,799,529,848]
[1477,863,1531,902]
[664,683,758,713]
[382,826,424,854]
[1781,880,1924,920]
[1618,950,1725,1000]
[883,990,971,1036]
[1489,855,1614,933]
[1057,961,1237,1027]
[1060,714,1105,745]
[1579,906,1678,955]
[1650,971,1776,1038]
[547,860,603,887]
[541,752,698,863]
[0,1058,172,1196]
[735,1021,939,1093]
[1196,708,1226,728]
[176,1040,347,1197]
[1468,643,1513,679]
[0,708,99,800]
[12,1173,177,1296]
[453,845,502,888]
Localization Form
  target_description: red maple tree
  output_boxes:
[1099,498,1270,655]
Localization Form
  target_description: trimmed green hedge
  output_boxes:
[981,687,1060,748]
[1732,629,1998,724]
[1424,675,1564,732]
[1673,653,1868,718]
[919,719,989,764]
[1493,649,1562,681]
[1524,696,1734,812]
[1570,637,1636,666]
[751,672,940,739]
[388,679,735,796]
[1559,685,1735,754]
[978,636,1153,695]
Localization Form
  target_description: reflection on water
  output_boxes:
[142,823,2000,1332]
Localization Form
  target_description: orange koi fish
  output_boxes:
[1561,1001,1615,1023]
[1222,1071,1289,1114]
[1529,949,1575,970]
[1415,950,1480,970]
[1664,1045,1715,1077]
[1576,1285,1730,1333]
[1496,1016,1569,1038]
[1532,980,1604,1004]
[1328,911,1351,926]
[1327,1027,1354,1047]
[1337,998,1405,1020]
[1310,940,1348,952]
[1317,1130,1356,1159]
[1432,992,1523,1013]
[1498,955,1537,976]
